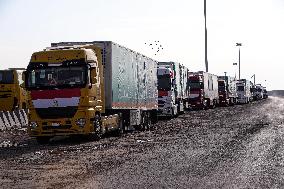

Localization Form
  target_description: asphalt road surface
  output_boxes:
[0,97,284,189]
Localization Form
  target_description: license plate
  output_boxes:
[51,122,60,126]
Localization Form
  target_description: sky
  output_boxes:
[0,0,283,90]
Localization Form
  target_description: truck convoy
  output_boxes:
[236,79,252,104]
[24,41,158,143]
[188,71,219,109]
[0,68,27,111]
[157,62,189,117]
[218,76,237,106]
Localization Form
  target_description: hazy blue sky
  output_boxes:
[0,0,283,89]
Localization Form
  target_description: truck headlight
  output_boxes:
[76,118,86,127]
[30,121,38,129]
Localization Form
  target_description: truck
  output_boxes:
[0,68,27,111]
[24,41,158,143]
[217,76,237,106]
[236,79,252,104]
[188,71,219,109]
[263,87,268,99]
[157,62,185,117]
[179,64,190,110]
[253,84,264,100]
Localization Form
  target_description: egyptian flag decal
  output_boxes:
[31,88,81,108]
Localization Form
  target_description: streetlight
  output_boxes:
[251,74,255,85]
[233,62,237,79]
[236,43,242,80]
[204,0,208,72]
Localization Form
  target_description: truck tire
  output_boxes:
[145,112,152,131]
[13,98,18,111]
[210,100,216,109]
[22,102,27,109]
[202,100,207,110]
[204,100,210,110]
[91,114,102,141]
[114,114,125,136]
[170,108,175,119]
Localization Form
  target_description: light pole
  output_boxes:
[236,43,242,80]
[251,74,255,85]
[233,62,237,79]
[204,0,208,72]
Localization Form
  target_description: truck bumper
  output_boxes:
[157,105,177,117]
[237,98,247,104]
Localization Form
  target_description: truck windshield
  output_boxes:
[256,88,262,92]
[237,86,244,91]
[0,70,14,84]
[189,82,203,89]
[26,66,87,89]
[218,81,226,91]
[158,75,171,91]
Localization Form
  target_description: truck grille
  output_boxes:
[35,107,78,119]
[0,94,11,98]
[158,100,165,104]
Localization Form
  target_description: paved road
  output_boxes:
[0,97,283,188]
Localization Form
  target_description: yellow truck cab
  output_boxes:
[0,68,27,111]
[24,46,111,143]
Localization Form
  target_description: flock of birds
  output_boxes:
[144,41,163,56]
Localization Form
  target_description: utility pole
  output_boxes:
[233,62,237,79]
[251,74,255,85]
[236,43,242,80]
[204,0,208,72]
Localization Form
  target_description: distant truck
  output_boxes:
[157,62,188,117]
[0,68,27,111]
[179,64,190,110]
[263,87,268,99]
[236,79,252,104]
[188,71,219,109]
[253,84,264,100]
[24,41,158,143]
[218,76,237,106]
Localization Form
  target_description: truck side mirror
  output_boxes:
[88,69,92,89]
[22,71,26,81]
[88,67,97,89]
[21,71,26,88]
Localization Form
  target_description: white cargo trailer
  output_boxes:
[51,41,158,130]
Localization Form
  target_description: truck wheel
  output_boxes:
[115,114,125,136]
[36,136,50,144]
[204,100,210,110]
[22,103,27,109]
[12,98,18,111]
[170,108,174,119]
[210,100,216,109]
[145,112,152,131]
[92,114,102,140]
[142,112,152,130]
[202,100,207,110]
[147,118,152,131]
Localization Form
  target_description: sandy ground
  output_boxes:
[0,97,283,189]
